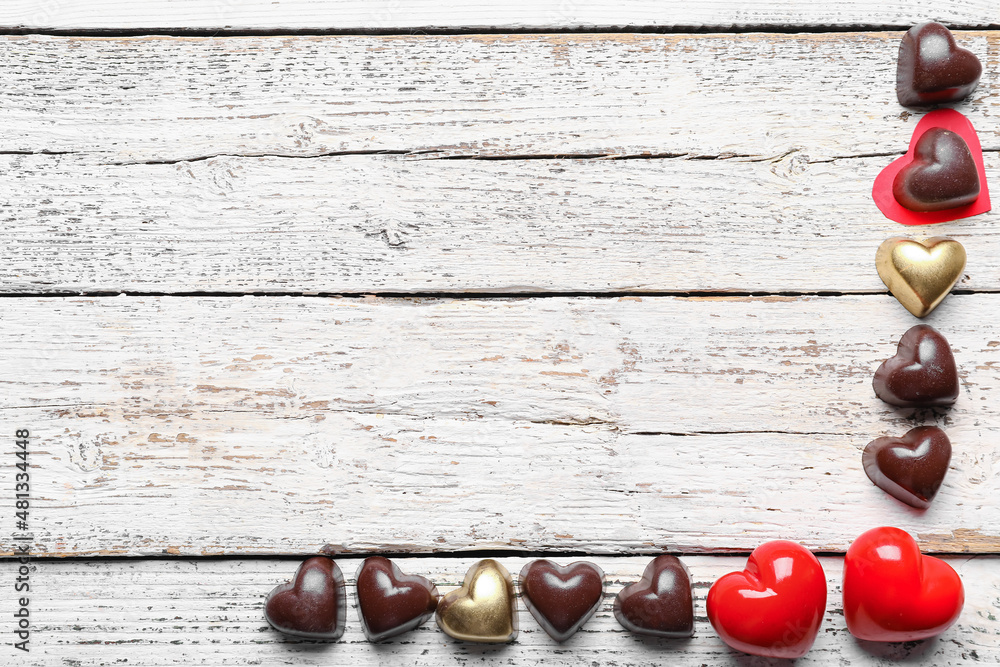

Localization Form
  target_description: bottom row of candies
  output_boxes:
[264,526,964,658]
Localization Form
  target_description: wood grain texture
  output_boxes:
[5,151,1000,294]
[5,294,1000,556]
[1,556,995,665]
[0,33,996,162]
[0,1,997,31]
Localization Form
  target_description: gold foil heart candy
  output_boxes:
[435,559,517,643]
[875,237,966,318]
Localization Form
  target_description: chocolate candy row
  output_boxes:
[264,527,962,658]
[866,323,958,508]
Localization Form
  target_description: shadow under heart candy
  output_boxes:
[872,108,990,225]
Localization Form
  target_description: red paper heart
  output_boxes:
[265,557,346,639]
[872,109,990,225]
[844,526,964,641]
[519,559,605,642]
[355,556,439,642]
[707,541,826,659]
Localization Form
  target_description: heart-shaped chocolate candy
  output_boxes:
[519,559,605,642]
[863,426,951,509]
[356,556,439,642]
[873,324,959,408]
[875,236,966,317]
[892,128,980,212]
[265,557,346,639]
[897,22,981,107]
[436,559,517,643]
[613,555,693,638]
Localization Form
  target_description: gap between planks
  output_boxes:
[0,0,998,31]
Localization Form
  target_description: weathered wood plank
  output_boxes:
[2,556,995,665]
[5,152,1000,294]
[4,294,1000,556]
[0,1,996,31]
[0,33,996,162]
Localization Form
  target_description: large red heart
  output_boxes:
[844,526,963,641]
[355,556,439,642]
[265,557,346,639]
[707,541,826,659]
[519,559,605,642]
[872,109,990,225]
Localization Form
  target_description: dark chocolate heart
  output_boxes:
[355,556,439,642]
[863,426,952,509]
[265,557,346,639]
[519,559,605,642]
[613,555,693,638]
[892,128,980,212]
[873,324,959,408]
[897,22,982,107]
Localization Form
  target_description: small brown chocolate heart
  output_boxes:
[613,555,693,638]
[873,324,959,408]
[355,556,439,642]
[863,426,952,509]
[897,22,982,107]
[519,559,605,642]
[892,128,980,212]
[265,557,346,639]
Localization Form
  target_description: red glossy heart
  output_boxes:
[872,109,990,225]
[844,526,963,641]
[355,556,439,642]
[265,557,346,640]
[707,541,826,659]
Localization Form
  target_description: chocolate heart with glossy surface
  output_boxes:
[265,557,346,639]
[707,541,826,659]
[844,527,963,641]
[519,559,604,642]
[897,22,981,107]
[892,128,980,212]
[613,555,693,638]
[863,426,951,509]
[876,236,966,317]
[873,324,959,407]
[871,109,990,225]
[355,556,438,642]
[436,559,517,643]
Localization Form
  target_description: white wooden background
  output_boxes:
[3,2,1000,665]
